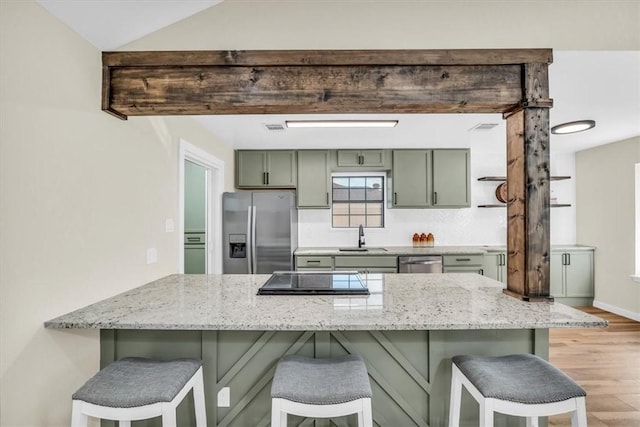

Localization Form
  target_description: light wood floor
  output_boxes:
[549,307,640,427]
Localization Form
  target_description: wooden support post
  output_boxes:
[504,63,553,301]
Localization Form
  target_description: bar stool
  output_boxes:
[71,357,206,427]
[271,354,373,427]
[449,354,587,427]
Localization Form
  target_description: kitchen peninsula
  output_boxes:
[46,273,605,427]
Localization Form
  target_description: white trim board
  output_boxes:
[593,299,640,322]
[178,139,225,274]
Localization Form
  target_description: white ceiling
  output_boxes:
[36,1,640,154]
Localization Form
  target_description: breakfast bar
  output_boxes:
[46,273,605,427]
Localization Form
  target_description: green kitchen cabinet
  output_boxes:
[483,251,507,283]
[297,150,331,208]
[236,150,297,188]
[391,150,432,207]
[336,150,386,167]
[334,255,398,274]
[296,255,333,270]
[432,149,471,207]
[550,249,594,305]
[443,254,484,274]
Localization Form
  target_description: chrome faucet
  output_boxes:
[358,224,365,248]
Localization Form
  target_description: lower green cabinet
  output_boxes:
[483,251,507,283]
[295,255,398,273]
[443,254,484,274]
[551,250,594,305]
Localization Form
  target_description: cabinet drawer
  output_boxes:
[334,256,397,268]
[442,254,484,266]
[296,256,332,268]
[443,266,484,274]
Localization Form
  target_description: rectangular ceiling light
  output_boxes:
[285,120,398,128]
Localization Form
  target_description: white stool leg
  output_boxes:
[526,416,539,427]
[479,399,494,427]
[448,365,463,427]
[161,408,177,427]
[359,397,373,427]
[118,421,131,427]
[193,368,207,427]
[571,397,587,427]
[271,398,287,427]
[70,401,89,427]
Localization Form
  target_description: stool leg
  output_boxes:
[119,422,131,427]
[571,397,587,427]
[271,398,287,427]
[161,408,177,427]
[70,400,88,427]
[358,398,373,427]
[479,400,494,427]
[526,416,539,427]
[193,368,207,427]
[448,364,463,427]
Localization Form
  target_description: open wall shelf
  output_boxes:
[477,175,572,208]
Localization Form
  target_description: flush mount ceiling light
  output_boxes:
[285,120,398,128]
[551,120,596,135]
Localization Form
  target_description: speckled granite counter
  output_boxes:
[45,273,605,331]
[295,244,595,256]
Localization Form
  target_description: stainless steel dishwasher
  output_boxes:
[398,255,443,273]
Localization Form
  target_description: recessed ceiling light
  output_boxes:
[551,120,596,135]
[285,120,398,128]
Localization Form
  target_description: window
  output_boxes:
[332,176,384,228]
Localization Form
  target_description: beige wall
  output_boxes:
[0,2,233,426]
[576,137,640,318]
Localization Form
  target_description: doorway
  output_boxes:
[178,139,225,274]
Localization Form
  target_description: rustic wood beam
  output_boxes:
[101,49,551,119]
[504,63,553,302]
[106,64,522,117]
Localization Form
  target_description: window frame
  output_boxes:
[330,172,386,229]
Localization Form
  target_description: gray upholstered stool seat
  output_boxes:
[271,354,373,426]
[449,354,587,427]
[71,357,207,427]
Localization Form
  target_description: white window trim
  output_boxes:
[330,172,387,229]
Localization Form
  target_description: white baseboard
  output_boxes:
[593,299,640,322]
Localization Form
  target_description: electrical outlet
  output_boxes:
[146,248,157,264]
[165,218,174,233]
[217,387,230,407]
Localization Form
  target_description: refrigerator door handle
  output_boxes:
[246,206,253,273]
[251,205,258,274]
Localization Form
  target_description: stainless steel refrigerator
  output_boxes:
[222,191,298,274]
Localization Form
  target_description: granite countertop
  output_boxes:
[45,273,606,331]
[295,245,595,256]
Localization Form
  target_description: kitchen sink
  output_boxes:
[338,247,387,252]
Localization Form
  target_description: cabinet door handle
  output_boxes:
[263,172,267,185]
[566,253,571,266]
[456,258,471,262]
[326,192,329,205]
[358,155,363,165]
[433,192,438,205]
[393,192,398,205]
[266,172,269,185]
[501,254,506,266]
[479,269,484,275]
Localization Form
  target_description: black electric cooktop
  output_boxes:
[257,271,369,295]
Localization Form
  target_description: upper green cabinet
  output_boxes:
[236,150,297,188]
[297,150,330,208]
[392,149,470,208]
[432,149,470,207]
[337,150,386,167]
[392,150,432,207]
